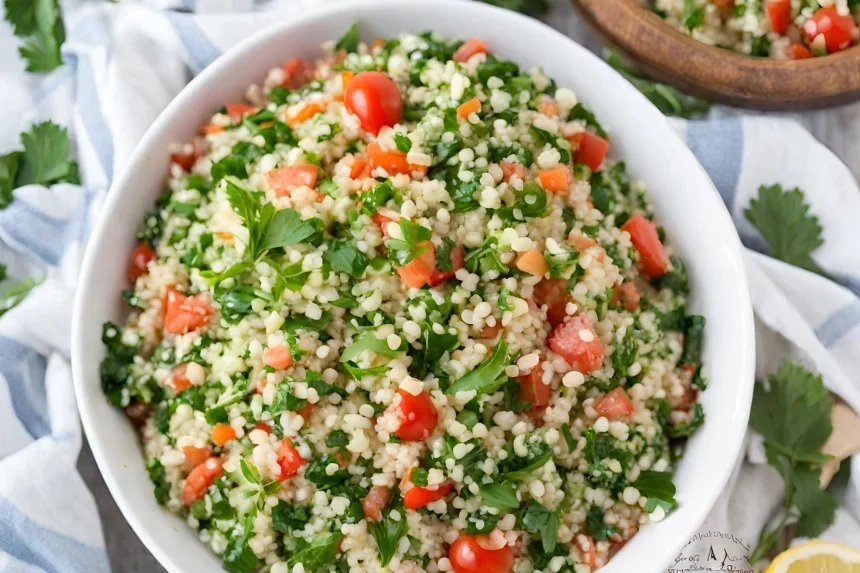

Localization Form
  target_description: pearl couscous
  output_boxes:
[650,0,860,59]
[101,27,706,573]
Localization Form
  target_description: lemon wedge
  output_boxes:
[765,541,860,573]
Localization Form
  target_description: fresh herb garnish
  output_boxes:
[744,184,826,276]
[479,482,520,511]
[446,340,510,395]
[335,23,360,53]
[386,219,433,266]
[518,501,559,552]
[369,504,409,567]
[5,0,67,73]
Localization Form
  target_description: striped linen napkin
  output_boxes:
[0,1,858,571]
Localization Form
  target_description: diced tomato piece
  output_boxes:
[516,249,549,277]
[482,322,503,339]
[263,346,293,370]
[297,402,316,421]
[211,423,237,446]
[372,208,401,238]
[453,38,488,63]
[428,245,465,287]
[612,282,640,311]
[281,57,313,89]
[286,101,326,128]
[277,439,307,480]
[397,242,437,289]
[538,97,561,116]
[266,165,319,197]
[362,486,393,521]
[571,132,610,172]
[171,363,193,393]
[170,143,200,171]
[804,6,857,53]
[163,287,213,334]
[127,243,156,282]
[200,123,224,135]
[711,0,734,8]
[344,71,403,135]
[404,481,454,510]
[182,457,223,505]
[518,359,553,409]
[255,422,272,433]
[500,161,526,182]
[593,387,634,419]
[532,278,572,328]
[457,97,482,119]
[226,102,256,122]
[538,166,571,192]
[575,534,598,569]
[181,445,213,473]
[395,388,438,441]
[367,141,426,178]
[766,0,791,34]
[788,43,813,59]
[449,534,515,573]
[622,213,668,279]
[346,154,367,179]
[548,314,605,373]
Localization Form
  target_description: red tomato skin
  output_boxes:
[612,282,640,311]
[532,278,571,328]
[163,287,213,334]
[428,245,465,286]
[766,0,791,35]
[548,314,605,374]
[127,243,156,282]
[403,482,454,510]
[593,387,635,419]
[572,132,610,171]
[226,103,256,122]
[804,6,857,53]
[788,44,813,59]
[277,439,307,481]
[362,485,393,521]
[397,243,437,289]
[395,389,438,442]
[182,457,224,506]
[622,213,669,279]
[266,165,319,197]
[518,360,552,409]
[344,71,403,135]
[449,535,515,573]
[181,445,213,474]
[453,38,488,63]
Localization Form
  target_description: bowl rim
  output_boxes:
[71,2,756,571]
[572,0,860,110]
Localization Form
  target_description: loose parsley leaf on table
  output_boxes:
[605,51,710,119]
[5,0,66,73]
[748,362,836,562]
[744,184,826,276]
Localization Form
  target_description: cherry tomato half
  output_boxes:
[804,6,857,53]
[395,389,438,441]
[344,71,403,135]
[449,535,515,573]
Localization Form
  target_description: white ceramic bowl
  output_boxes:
[71,2,755,571]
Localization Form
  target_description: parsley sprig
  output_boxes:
[385,219,433,266]
[744,184,826,276]
[205,181,321,285]
[749,362,836,562]
[4,0,67,73]
[1,121,80,209]
[0,264,41,317]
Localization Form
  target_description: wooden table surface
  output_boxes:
[76,3,860,571]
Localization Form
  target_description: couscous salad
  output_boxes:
[101,27,706,573]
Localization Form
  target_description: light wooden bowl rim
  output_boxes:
[572,0,860,110]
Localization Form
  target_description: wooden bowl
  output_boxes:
[571,0,860,110]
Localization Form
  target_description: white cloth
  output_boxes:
[0,1,858,571]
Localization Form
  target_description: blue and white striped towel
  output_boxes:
[1,1,859,571]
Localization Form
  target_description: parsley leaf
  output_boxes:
[605,51,710,118]
[586,505,617,541]
[479,482,520,511]
[748,362,836,562]
[14,121,79,187]
[340,330,404,362]
[287,532,343,571]
[272,501,311,533]
[324,239,369,278]
[478,0,551,14]
[682,0,705,30]
[518,501,559,552]
[0,152,22,208]
[393,132,412,153]
[635,470,677,514]
[6,0,66,73]
[222,514,259,573]
[498,439,552,481]
[445,339,510,395]
[335,23,360,53]
[259,208,319,252]
[744,184,826,276]
[386,219,433,266]
[370,504,409,567]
